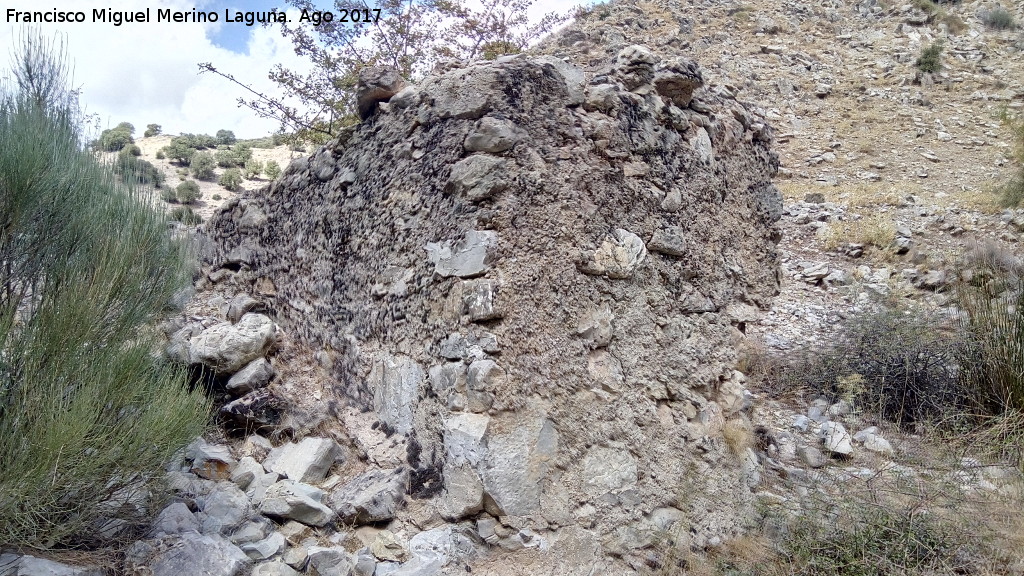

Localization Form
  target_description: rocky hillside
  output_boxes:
[4,0,1023,575]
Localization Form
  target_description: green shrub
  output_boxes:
[264,160,282,180]
[155,149,165,160]
[243,159,263,179]
[170,205,203,225]
[212,193,222,201]
[95,124,134,152]
[219,168,243,191]
[982,7,1016,30]
[216,129,236,145]
[161,138,194,165]
[916,41,944,73]
[0,34,208,548]
[215,148,240,168]
[175,180,201,204]
[190,151,216,180]
[113,154,165,188]
[144,123,162,137]
[160,187,177,203]
[120,143,141,157]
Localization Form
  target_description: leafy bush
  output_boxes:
[175,180,201,204]
[916,41,944,73]
[95,123,134,152]
[170,205,203,225]
[264,160,282,180]
[160,187,177,203]
[215,148,240,168]
[162,138,194,165]
[0,34,208,548]
[190,151,216,180]
[216,129,236,145]
[155,149,165,160]
[144,123,162,137]
[243,159,263,179]
[982,7,1016,30]
[219,168,243,191]
[113,154,165,188]
[120,143,141,157]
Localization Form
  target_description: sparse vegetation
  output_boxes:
[823,215,897,253]
[998,113,1024,208]
[219,167,243,191]
[982,7,1016,30]
[175,180,201,204]
[916,41,944,73]
[0,34,208,548]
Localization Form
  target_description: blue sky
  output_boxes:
[208,0,282,54]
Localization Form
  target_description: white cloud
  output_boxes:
[1,0,309,138]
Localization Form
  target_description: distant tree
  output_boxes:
[96,123,134,151]
[162,137,195,165]
[219,168,243,191]
[144,123,162,137]
[216,129,237,145]
[243,159,263,180]
[190,151,217,180]
[175,180,201,204]
[264,160,282,180]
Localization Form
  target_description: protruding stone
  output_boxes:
[425,230,498,278]
[370,354,424,435]
[356,66,406,119]
[306,547,354,576]
[464,116,522,153]
[264,437,342,484]
[577,229,647,279]
[226,358,275,396]
[653,58,703,107]
[369,530,410,563]
[462,279,502,321]
[190,313,276,374]
[446,155,507,201]
[648,227,688,257]
[259,480,335,527]
[328,468,408,524]
[582,446,637,496]
[820,422,853,456]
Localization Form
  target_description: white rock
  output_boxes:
[264,437,341,484]
[259,480,335,527]
[820,422,853,456]
[189,313,276,374]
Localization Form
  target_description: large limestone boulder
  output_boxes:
[189,313,275,374]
